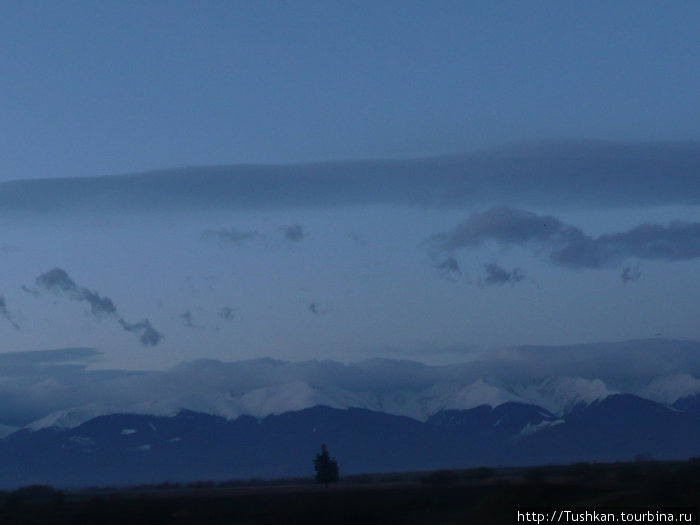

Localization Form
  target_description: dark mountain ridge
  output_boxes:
[1,393,698,489]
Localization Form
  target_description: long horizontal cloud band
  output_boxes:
[428,207,700,269]
[0,142,698,213]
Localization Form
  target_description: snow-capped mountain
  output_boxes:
[515,376,615,416]
[640,374,700,405]
[2,341,698,488]
[9,340,700,435]
[24,374,610,431]
[22,363,690,432]
[2,392,699,489]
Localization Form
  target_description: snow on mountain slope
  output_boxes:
[21,350,700,432]
[640,374,700,405]
[27,403,128,431]
[515,376,615,416]
[413,379,521,419]
[0,423,20,439]
[234,381,378,418]
[23,378,524,430]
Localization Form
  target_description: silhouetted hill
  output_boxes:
[0,394,698,488]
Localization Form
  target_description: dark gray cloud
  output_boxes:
[282,224,304,242]
[218,307,235,321]
[36,267,78,294]
[21,285,40,297]
[482,262,525,286]
[307,302,331,316]
[621,265,641,285]
[36,268,116,318]
[0,347,100,366]
[200,228,263,245]
[36,268,163,346]
[427,207,563,254]
[118,318,163,347]
[0,295,20,330]
[429,207,700,270]
[434,256,462,281]
[0,142,698,214]
[179,310,202,329]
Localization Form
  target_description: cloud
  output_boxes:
[621,265,641,285]
[201,228,263,245]
[0,141,698,214]
[428,207,700,271]
[35,267,163,346]
[36,267,117,318]
[282,224,304,242]
[0,338,698,429]
[0,296,20,330]
[482,261,525,286]
[36,267,78,294]
[428,208,561,254]
[118,318,163,347]
[21,285,40,297]
[0,347,100,366]
[308,302,330,316]
[179,310,202,329]
[433,256,462,281]
[218,307,235,321]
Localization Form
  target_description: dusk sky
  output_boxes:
[1,1,699,180]
[0,1,699,379]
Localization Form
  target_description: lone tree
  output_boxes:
[313,444,339,486]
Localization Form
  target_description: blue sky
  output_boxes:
[1,1,699,180]
[0,2,699,373]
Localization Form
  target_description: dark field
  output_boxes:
[1,460,698,524]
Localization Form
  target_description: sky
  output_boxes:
[0,1,699,382]
[1,1,699,180]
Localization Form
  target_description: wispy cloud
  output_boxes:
[218,307,235,321]
[36,268,117,318]
[281,224,304,242]
[482,261,525,286]
[621,265,641,285]
[179,310,204,329]
[428,207,700,271]
[36,268,163,346]
[308,302,330,316]
[433,256,462,282]
[0,295,20,330]
[21,285,40,297]
[200,228,263,245]
[118,318,163,346]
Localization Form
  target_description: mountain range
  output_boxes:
[1,339,699,489]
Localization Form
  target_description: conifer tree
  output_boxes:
[313,444,339,486]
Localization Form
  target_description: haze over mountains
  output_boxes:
[0,339,698,488]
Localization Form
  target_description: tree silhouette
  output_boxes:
[313,444,339,486]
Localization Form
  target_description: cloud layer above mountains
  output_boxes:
[1,340,698,431]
